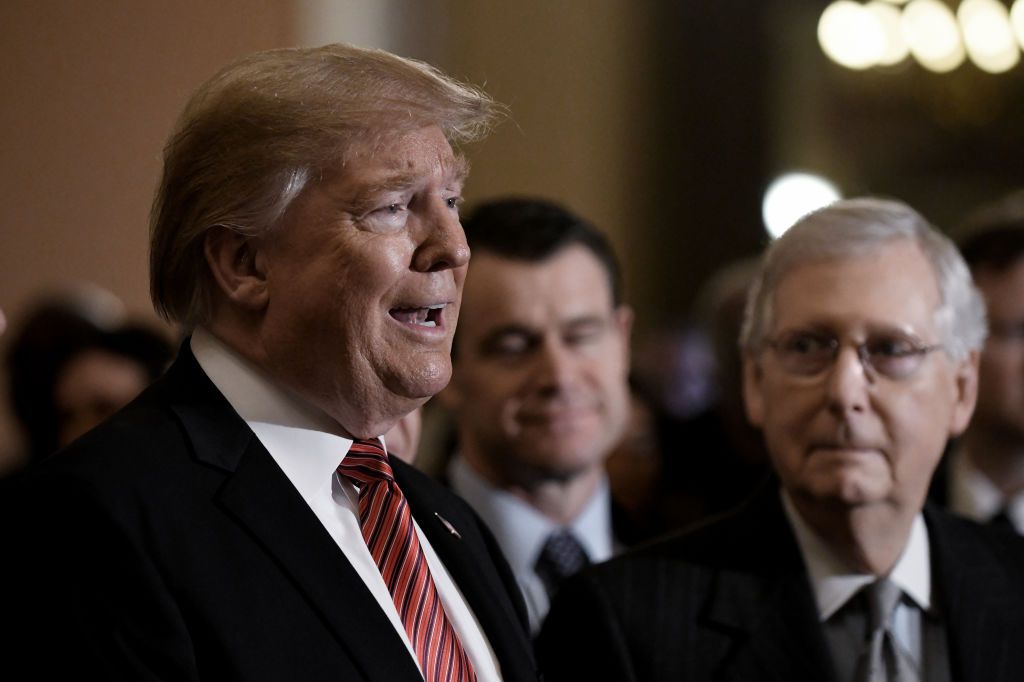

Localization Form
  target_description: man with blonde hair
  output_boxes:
[10,44,537,681]
[539,198,1024,681]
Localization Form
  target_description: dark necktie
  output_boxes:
[535,529,590,598]
[338,438,477,682]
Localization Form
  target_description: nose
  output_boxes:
[533,338,579,396]
[412,199,471,273]
[824,344,871,416]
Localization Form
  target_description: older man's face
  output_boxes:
[256,125,469,438]
[744,240,978,513]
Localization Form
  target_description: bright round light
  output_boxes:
[959,0,1020,73]
[901,0,967,73]
[762,173,842,239]
[867,1,911,65]
[1007,0,1024,52]
[819,1,885,70]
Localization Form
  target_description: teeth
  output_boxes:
[391,304,444,327]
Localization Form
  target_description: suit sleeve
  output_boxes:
[536,570,638,682]
[9,474,200,680]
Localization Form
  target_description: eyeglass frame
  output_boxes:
[762,329,946,381]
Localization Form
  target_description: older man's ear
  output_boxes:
[204,226,270,311]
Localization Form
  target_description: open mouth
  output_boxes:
[389,303,446,328]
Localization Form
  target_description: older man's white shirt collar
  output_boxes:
[781,490,932,622]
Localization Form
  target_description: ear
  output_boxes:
[742,352,766,428]
[948,351,980,437]
[204,226,269,311]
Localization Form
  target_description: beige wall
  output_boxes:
[0,1,653,468]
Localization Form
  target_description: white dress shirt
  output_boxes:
[191,329,502,681]
[948,447,1024,533]
[448,454,616,634]
[782,491,932,671]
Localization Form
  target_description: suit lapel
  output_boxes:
[165,347,423,681]
[927,508,1024,682]
[395,461,536,682]
[700,489,838,682]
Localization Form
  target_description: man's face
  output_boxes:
[255,125,469,438]
[744,240,978,513]
[973,260,1024,442]
[444,246,632,486]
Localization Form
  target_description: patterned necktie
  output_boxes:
[535,529,591,598]
[338,438,477,682]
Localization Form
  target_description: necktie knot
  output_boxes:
[337,437,394,487]
[866,578,902,632]
[535,529,590,598]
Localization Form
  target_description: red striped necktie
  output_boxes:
[338,438,478,682]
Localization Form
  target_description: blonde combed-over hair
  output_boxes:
[150,43,501,328]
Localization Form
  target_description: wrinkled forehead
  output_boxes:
[768,241,943,336]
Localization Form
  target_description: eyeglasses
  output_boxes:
[765,330,944,380]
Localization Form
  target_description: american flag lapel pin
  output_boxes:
[434,512,462,539]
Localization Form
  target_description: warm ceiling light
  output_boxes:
[867,1,911,65]
[762,172,842,239]
[819,1,886,70]
[901,0,967,73]
[1009,0,1024,51]
[959,0,1020,73]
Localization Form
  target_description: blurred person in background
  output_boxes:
[540,198,1024,681]
[51,323,172,448]
[637,259,771,534]
[8,43,538,681]
[3,285,168,471]
[930,190,1024,533]
[440,197,635,634]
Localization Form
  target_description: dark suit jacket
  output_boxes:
[536,484,1024,682]
[8,347,538,681]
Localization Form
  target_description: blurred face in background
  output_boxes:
[54,348,150,447]
[972,260,1024,442]
[444,245,632,487]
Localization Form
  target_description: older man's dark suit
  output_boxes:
[9,347,538,681]
[537,484,1024,682]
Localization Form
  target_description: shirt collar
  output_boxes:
[950,447,1024,531]
[191,328,358,501]
[781,489,932,621]
[447,455,614,576]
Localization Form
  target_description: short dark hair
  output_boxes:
[461,197,624,305]
[956,190,1024,273]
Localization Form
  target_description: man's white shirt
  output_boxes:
[448,454,615,634]
[782,490,932,670]
[192,328,502,680]
[948,447,1024,533]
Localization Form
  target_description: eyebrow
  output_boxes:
[345,153,470,215]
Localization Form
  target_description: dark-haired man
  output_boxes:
[440,198,633,634]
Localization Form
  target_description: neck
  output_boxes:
[462,447,604,525]
[962,429,1024,496]
[791,494,916,575]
